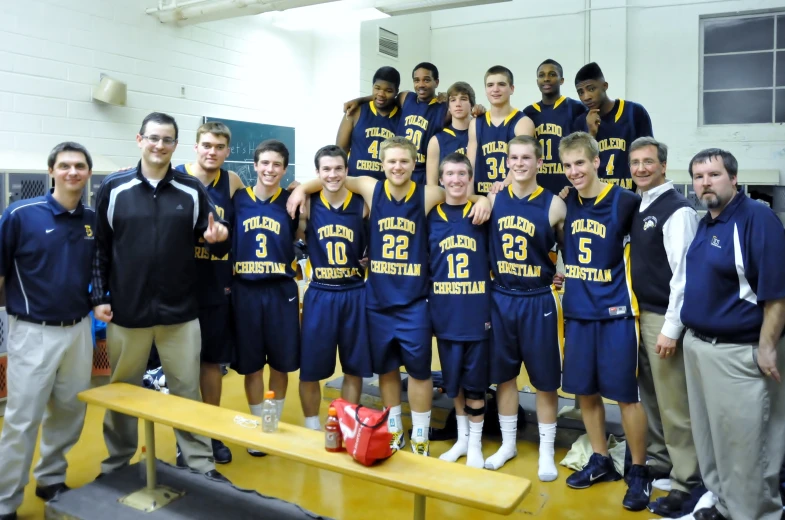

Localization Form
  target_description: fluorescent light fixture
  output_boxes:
[147,0,340,25]
[375,0,511,16]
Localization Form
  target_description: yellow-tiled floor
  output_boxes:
[1,364,659,519]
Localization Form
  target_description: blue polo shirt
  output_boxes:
[0,191,96,322]
[682,191,785,343]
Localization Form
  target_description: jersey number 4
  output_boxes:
[605,154,615,176]
[486,157,506,180]
[382,234,409,260]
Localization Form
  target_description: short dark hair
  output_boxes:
[254,139,289,167]
[538,59,563,78]
[412,62,438,81]
[485,65,514,86]
[688,148,738,179]
[47,141,93,171]
[575,62,604,85]
[629,137,667,163]
[140,112,179,140]
[446,82,476,107]
[439,153,473,180]
[373,66,401,91]
[314,145,348,170]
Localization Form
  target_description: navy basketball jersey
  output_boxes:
[398,95,448,175]
[523,96,587,194]
[562,184,641,320]
[349,102,400,181]
[490,186,557,292]
[175,164,234,307]
[574,99,653,191]
[366,180,429,309]
[233,186,298,281]
[473,110,526,194]
[428,202,490,340]
[435,126,469,164]
[305,190,366,287]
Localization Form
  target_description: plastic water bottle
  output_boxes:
[262,390,278,433]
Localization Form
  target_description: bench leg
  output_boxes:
[413,494,425,520]
[144,419,157,490]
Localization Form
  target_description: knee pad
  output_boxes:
[463,388,486,401]
[464,403,486,416]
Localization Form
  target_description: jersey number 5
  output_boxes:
[382,234,409,260]
[578,238,592,264]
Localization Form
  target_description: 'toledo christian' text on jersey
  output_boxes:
[473,110,526,194]
[490,185,556,293]
[398,95,448,173]
[366,180,428,309]
[305,190,366,288]
[562,183,641,320]
[349,102,400,181]
[233,186,298,281]
[428,202,490,340]
[574,99,653,191]
[176,164,234,306]
[523,96,587,194]
[435,126,469,164]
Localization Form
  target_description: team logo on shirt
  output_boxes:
[642,216,657,231]
[711,236,721,249]
[84,225,93,238]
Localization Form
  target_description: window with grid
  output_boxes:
[700,12,785,125]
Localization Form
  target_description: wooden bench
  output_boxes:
[79,383,530,519]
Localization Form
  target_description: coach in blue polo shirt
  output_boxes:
[682,148,785,520]
[0,142,96,520]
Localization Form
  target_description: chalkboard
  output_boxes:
[203,117,296,188]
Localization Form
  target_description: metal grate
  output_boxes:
[21,179,46,200]
[8,174,49,204]
[0,355,7,400]
[92,339,111,376]
[378,27,398,58]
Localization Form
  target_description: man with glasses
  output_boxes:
[91,112,232,482]
[627,137,701,516]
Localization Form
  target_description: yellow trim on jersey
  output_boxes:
[550,286,565,365]
[305,258,313,279]
[246,186,256,202]
[436,203,448,222]
[428,97,439,105]
[532,103,541,112]
[319,190,331,209]
[212,169,221,187]
[614,99,625,123]
[503,109,520,125]
[383,180,416,202]
[623,241,640,317]
[389,106,399,117]
[184,163,220,187]
[443,128,456,137]
[369,102,378,116]
[594,183,613,205]
[462,201,473,218]
[634,317,641,377]
[185,163,195,175]
[343,191,353,210]
[553,96,566,109]
[528,186,544,201]
[485,112,492,125]
[507,184,515,198]
[269,187,283,204]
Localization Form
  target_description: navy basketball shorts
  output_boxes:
[367,298,432,380]
[300,284,372,382]
[436,338,489,399]
[232,278,300,375]
[562,317,640,403]
[489,287,563,390]
[197,296,235,365]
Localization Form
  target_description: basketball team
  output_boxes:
[0,59,782,520]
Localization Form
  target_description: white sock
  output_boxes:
[275,399,285,420]
[388,405,402,433]
[466,420,484,469]
[484,414,518,470]
[411,410,431,442]
[439,415,469,462]
[304,416,321,431]
[249,403,263,417]
[537,422,558,482]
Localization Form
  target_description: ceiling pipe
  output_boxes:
[146,0,338,24]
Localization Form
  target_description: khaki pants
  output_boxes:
[637,310,700,491]
[0,317,92,515]
[684,330,785,520]
[101,320,214,474]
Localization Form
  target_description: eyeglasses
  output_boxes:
[142,135,177,146]
[630,159,658,168]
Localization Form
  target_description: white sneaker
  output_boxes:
[390,430,406,451]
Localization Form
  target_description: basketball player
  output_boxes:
[559,132,650,510]
[345,63,448,185]
[425,82,475,186]
[337,66,401,181]
[298,145,371,430]
[173,122,245,464]
[429,153,490,468]
[232,139,305,456]
[573,62,652,190]
[523,59,587,194]
[479,136,564,481]
[287,137,490,456]
[467,65,535,195]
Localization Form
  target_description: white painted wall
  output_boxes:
[429,0,785,180]
[0,0,360,180]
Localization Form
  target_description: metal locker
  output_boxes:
[89,174,110,206]
[7,173,50,205]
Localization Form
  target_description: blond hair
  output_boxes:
[558,131,599,161]
[380,136,417,162]
[508,135,542,160]
[196,121,231,145]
